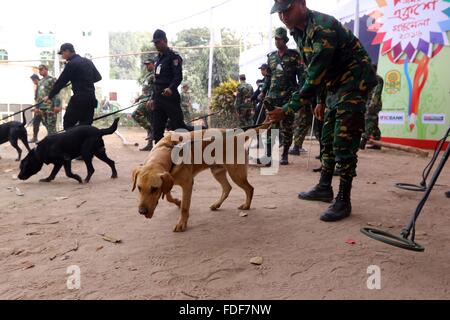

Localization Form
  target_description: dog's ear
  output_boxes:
[159,172,174,196]
[131,167,142,192]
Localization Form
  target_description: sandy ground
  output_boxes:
[0,127,449,300]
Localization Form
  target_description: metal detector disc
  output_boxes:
[395,183,426,192]
[361,228,425,252]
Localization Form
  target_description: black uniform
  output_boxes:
[152,48,189,143]
[49,54,102,130]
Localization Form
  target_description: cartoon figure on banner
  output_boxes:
[370,0,450,131]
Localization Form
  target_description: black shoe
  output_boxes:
[446,191,450,198]
[360,138,368,150]
[256,156,272,167]
[28,137,38,144]
[320,178,352,222]
[315,155,321,160]
[367,145,382,150]
[140,141,153,152]
[289,146,301,156]
[280,146,289,165]
[298,171,334,203]
[313,166,322,173]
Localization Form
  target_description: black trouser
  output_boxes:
[63,94,97,130]
[32,113,43,137]
[152,90,190,143]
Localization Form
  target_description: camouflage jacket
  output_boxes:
[367,75,384,114]
[180,92,192,110]
[263,49,303,100]
[283,9,377,114]
[139,71,155,102]
[235,83,254,110]
[36,76,60,110]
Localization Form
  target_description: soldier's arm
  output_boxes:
[283,27,337,114]
[367,79,384,113]
[169,56,183,92]
[48,63,73,99]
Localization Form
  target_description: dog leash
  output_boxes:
[1,101,44,122]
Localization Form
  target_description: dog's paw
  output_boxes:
[210,203,221,211]
[238,204,251,210]
[173,221,187,233]
[111,173,118,179]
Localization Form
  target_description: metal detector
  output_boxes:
[362,126,449,252]
[395,125,450,192]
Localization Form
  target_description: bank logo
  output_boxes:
[379,112,405,124]
[422,114,446,125]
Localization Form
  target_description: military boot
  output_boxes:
[289,145,301,156]
[257,141,272,167]
[298,171,334,203]
[360,137,368,150]
[140,130,154,152]
[280,145,290,165]
[320,178,353,222]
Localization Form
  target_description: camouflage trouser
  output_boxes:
[320,84,369,178]
[181,106,191,123]
[265,97,294,148]
[362,113,381,141]
[132,101,152,131]
[293,106,313,148]
[41,110,57,135]
[237,107,253,127]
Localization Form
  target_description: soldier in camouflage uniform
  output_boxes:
[269,0,377,222]
[29,74,42,143]
[262,27,303,166]
[180,84,193,123]
[235,74,254,127]
[360,65,384,150]
[132,58,155,151]
[35,65,61,137]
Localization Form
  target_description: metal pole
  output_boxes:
[354,0,360,38]
[207,7,214,127]
[268,0,273,52]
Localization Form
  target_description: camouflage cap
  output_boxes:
[143,58,155,65]
[270,0,295,14]
[258,63,269,70]
[274,27,289,43]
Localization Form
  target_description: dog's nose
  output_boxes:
[139,207,148,215]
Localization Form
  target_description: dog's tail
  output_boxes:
[22,111,27,126]
[99,118,120,136]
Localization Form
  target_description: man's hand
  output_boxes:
[162,88,173,97]
[43,96,50,104]
[314,104,325,121]
[267,107,285,122]
[53,107,62,114]
[146,100,154,111]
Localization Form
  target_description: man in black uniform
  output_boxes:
[149,29,190,143]
[45,43,102,130]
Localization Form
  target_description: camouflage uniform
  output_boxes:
[292,105,313,149]
[235,82,254,127]
[36,76,60,135]
[283,10,377,179]
[132,71,155,132]
[180,90,192,122]
[263,43,303,153]
[362,74,384,142]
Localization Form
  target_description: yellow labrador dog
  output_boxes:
[132,125,269,232]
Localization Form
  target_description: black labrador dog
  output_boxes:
[18,118,120,184]
[0,112,31,161]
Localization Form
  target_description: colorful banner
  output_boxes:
[369,0,450,148]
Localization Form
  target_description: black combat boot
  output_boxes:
[140,130,154,152]
[320,178,353,222]
[289,145,301,156]
[360,137,368,150]
[445,191,450,198]
[257,141,272,167]
[280,145,290,165]
[367,144,382,150]
[298,171,334,202]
